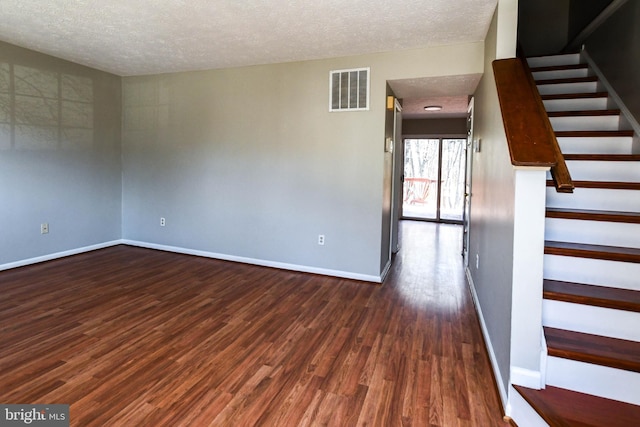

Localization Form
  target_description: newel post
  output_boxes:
[510,166,548,389]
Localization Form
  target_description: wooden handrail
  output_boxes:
[492,58,574,192]
[520,56,574,193]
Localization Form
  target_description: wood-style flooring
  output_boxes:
[0,221,508,426]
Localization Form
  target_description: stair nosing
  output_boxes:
[542,91,608,101]
[543,279,640,312]
[514,385,640,427]
[547,109,620,117]
[544,327,640,373]
[563,154,640,161]
[544,240,640,264]
[546,180,640,190]
[555,130,634,137]
[536,76,598,85]
[530,63,588,73]
[546,207,640,223]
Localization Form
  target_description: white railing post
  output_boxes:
[510,166,549,389]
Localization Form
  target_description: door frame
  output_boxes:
[462,97,475,267]
[390,98,403,256]
[400,135,467,223]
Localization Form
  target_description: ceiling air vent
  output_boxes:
[329,67,369,112]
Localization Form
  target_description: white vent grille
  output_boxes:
[329,67,369,111]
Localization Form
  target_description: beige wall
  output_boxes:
[121,43,484,279]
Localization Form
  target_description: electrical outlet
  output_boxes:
[318,234,325,246]
[160,217,166,227]
[41,223,49,234]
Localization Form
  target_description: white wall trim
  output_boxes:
[510,366,543,390]
[582,48,640,136]
[506,385,549,427]
[1,240,384,283]
[380,258,392,282]
[122,240,382,283]
[0,240,123,271]
[510,168,546,387]
[466,267,509,409]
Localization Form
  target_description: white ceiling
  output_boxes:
[0,0,497,116]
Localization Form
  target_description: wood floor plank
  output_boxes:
[0,222,508,426]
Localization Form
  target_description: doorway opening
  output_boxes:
[402,137,466,223]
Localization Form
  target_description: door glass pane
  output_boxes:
[403,139,439,219]
[440,139,466,221]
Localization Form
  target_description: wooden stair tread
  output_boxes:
[546,180,640,190]
[563,154,640,161]
[544,327,640,372]
[546,207,640,223]
[541,92,608,101]
[514,385,640,427]
[555,130,634,137]
[536,76,598,85]
[547,109,620,117]
[543,279,640,312]
[544,240,640,263]
[530,63,588,73]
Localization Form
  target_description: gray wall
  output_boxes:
[0,41,122,266]
[568,0,612,42]
[121,45,484,279]
[585,0,640,126]
[518,0,570,56]
[468,8,515,392]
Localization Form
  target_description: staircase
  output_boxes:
[515,53,640,426]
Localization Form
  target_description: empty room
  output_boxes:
[2,0,639,426]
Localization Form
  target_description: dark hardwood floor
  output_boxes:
[0,221,508,426]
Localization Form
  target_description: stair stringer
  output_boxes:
[510,52,640,426]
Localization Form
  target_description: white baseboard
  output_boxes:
[465,268,509,409]
[122,239,382,283]
[380,258,392,282]
[0,240,123,271]
[506,386,549,427]
[511,366,543,390]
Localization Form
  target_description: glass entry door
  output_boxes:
[402,138,466,222]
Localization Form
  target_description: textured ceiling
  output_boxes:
[0,0,497,76]
[402,96,473,119]
[389,74,482,119]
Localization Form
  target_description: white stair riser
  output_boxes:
[559,160,640,182]
[546,187,640,212]
[546,357,640,405]
[545,218,640,249]
[537,82,599,95]
[544,254,640,291]
[557,136,633,154]
[508,387,550,427]
[543,300,640,341]
[543,97,609,112]
[532,68,590,81]
[528,54,582,68]
[549,115,621,132]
